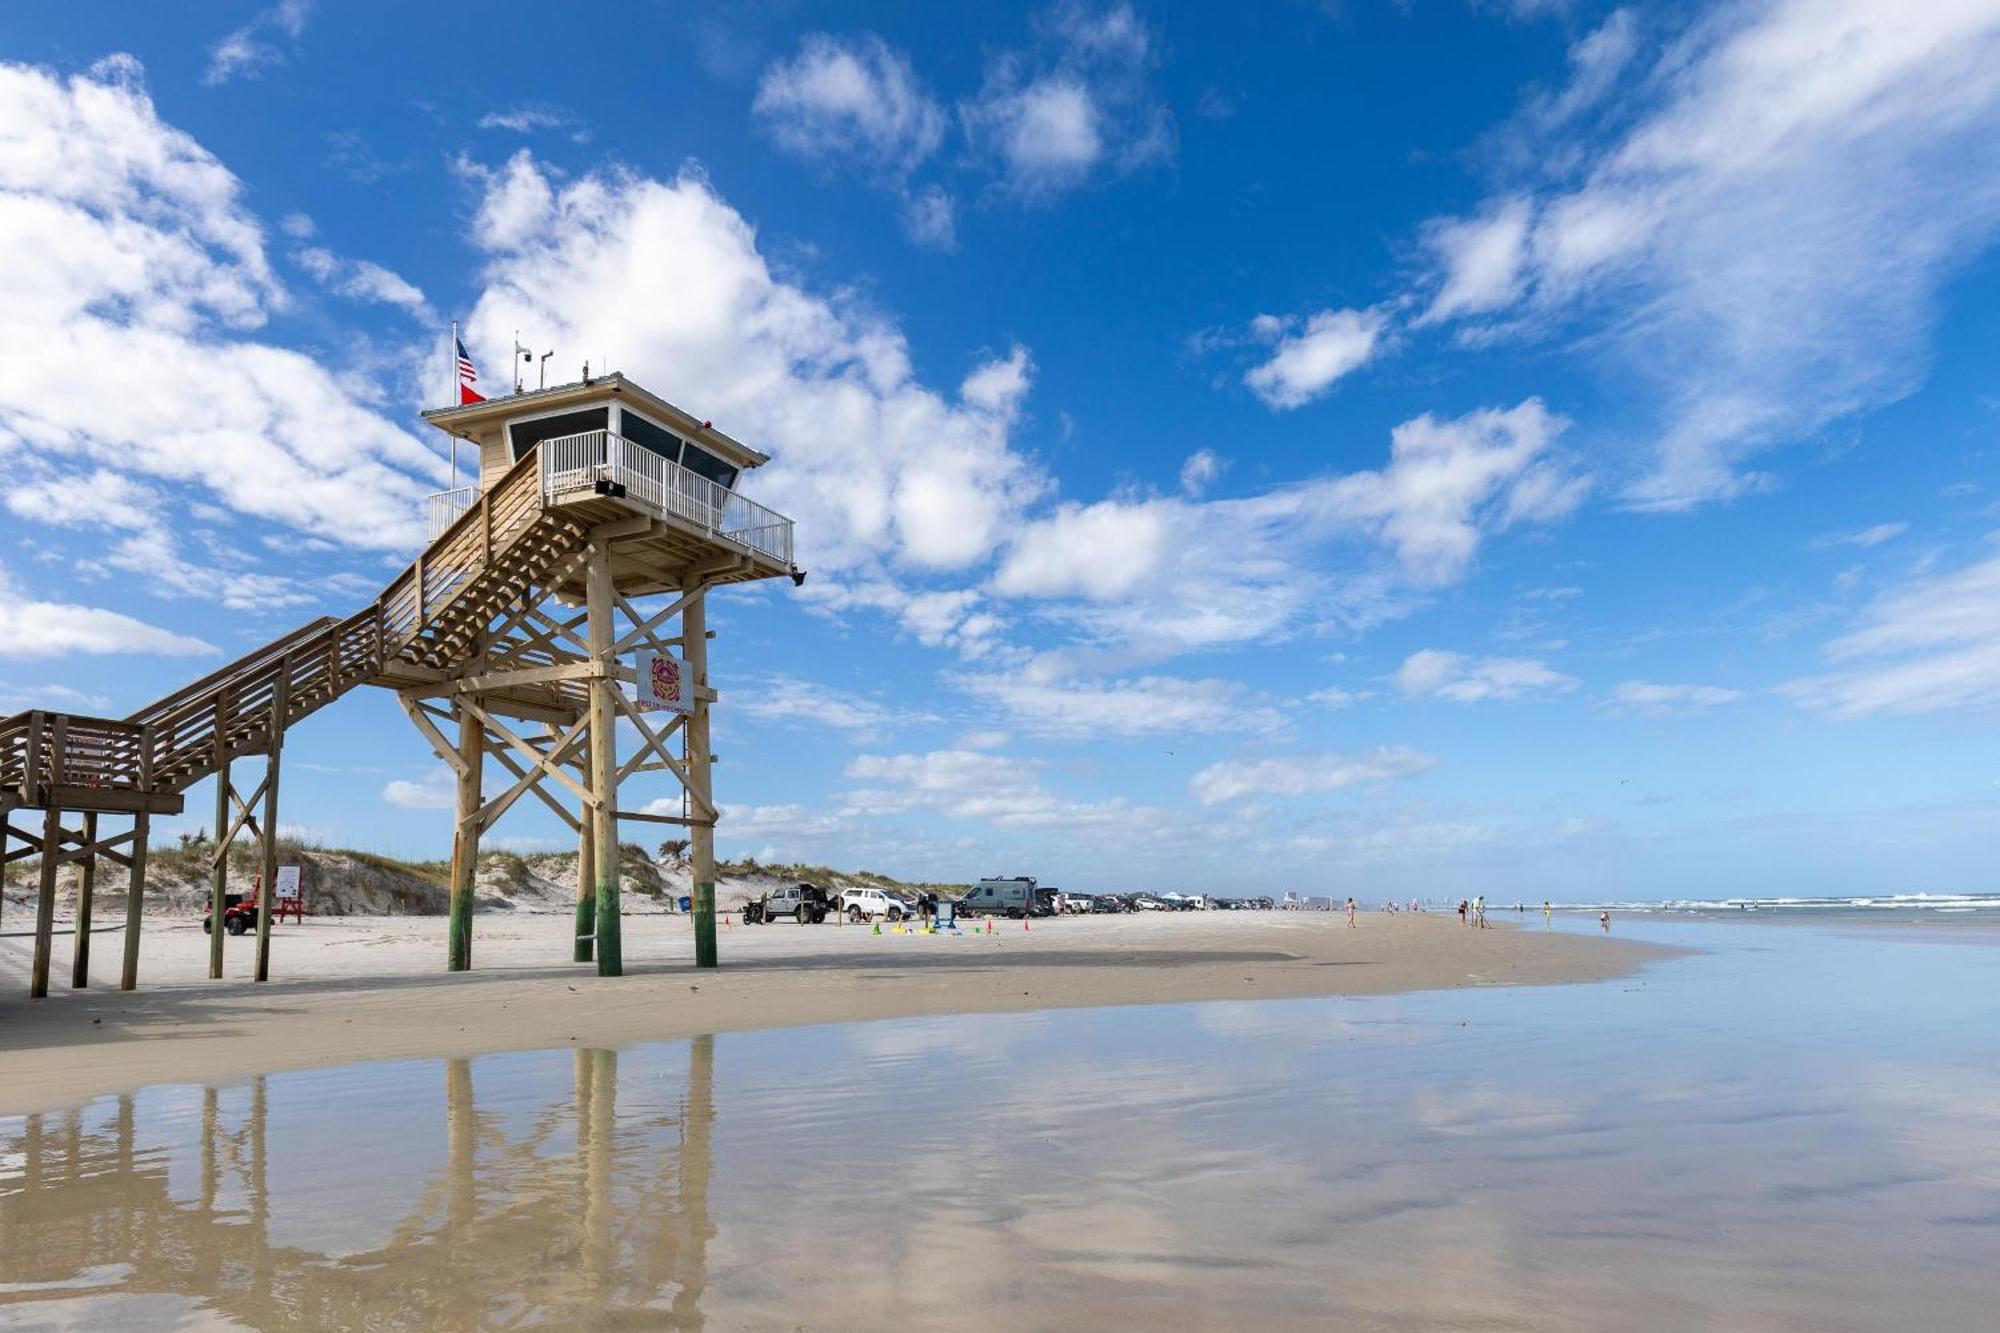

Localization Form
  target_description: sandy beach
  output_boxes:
[0,909,1661,1114]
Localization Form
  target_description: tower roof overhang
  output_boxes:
[421,372,770,471]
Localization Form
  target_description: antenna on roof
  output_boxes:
[539,348,554,391]
[512,331,531,394]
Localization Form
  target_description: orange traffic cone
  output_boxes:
[1024,916,1031,932]
[985,918,994,935]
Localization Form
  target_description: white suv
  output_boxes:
[838,887,906,923]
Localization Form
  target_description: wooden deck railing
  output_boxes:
[0,448,558,806]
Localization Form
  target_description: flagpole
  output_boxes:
[448,320,458,492]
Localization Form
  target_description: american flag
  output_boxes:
[456,337,485,405]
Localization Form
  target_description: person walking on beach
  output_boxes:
[1346,896,1356,927]
[1599,910,1611,932]
[1543,900,1552,929]
[1458,899,1468,925]
[1474,895,1487,928]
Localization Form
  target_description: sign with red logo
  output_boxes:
[637,650,692,714]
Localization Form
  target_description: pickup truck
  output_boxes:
[836,887,907,923]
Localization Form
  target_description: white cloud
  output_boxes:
[992,498,1170,602]
[954,666,1286,739]
[1191,747,1437,806]
[845,747,1145,829]
[1418,199,1532,325]
[3,467,312,612]
[1534,9,1640,128]
[1396,649,1579,703]
[1783,553,2000,718]
[962,3,1172,200]
[0,566,214,659]
[1179,448,1226,498]
[203,0,313,86]
[900,184,956,249]
[1604,680,1744,715]
[1419,0,2000,508]
[294,245,433,319]
[754,34,944,176]
[1810,521,1908,550]
[711,802,843,841]
[733,677,928,735]
[381,771,454,810]
[989,398,1585,659]
[797,579,1007,659]
[1244,307,1387,410]
[1306,686,1361,710]
[464,148,554,252]
[461,152,1046,575]
[0,682,113,713]
[0,58,441,551]
[478,105,588,141]
[960,344,1034,418]
[753,34,955,249]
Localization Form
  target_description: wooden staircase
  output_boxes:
[0,449,587,815]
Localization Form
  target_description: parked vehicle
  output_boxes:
[1032,887,1064,917]
[838,887,906,923]
[962,877,1035,918]
[749,883,832,924]
[202,892,260,936]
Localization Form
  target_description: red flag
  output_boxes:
[456,337,485,405]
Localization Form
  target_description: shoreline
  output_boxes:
[0,911,1671,1115]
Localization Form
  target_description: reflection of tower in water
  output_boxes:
[0,1037,719,1328]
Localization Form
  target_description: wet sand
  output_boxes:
[3,916,1995,1331]
[0,910,1659,1114]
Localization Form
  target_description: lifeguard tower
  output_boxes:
[0,370,799,994]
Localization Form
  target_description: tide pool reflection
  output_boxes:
[4,920,2000,1330]
[0,1038,715,1330]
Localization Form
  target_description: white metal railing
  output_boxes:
[536,429,795,566]
[425,485,479,541]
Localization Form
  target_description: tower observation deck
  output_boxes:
[1,371,799,996]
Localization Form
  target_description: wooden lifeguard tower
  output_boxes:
[0,371,799,993]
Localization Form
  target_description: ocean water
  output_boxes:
[1,916,1997,1330]
[1563,891,2000,917]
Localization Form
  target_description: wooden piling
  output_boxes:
[70,811,96,989]
[586,542,622,977]
[684,576,717,970]
[121,812,149,991]
[255,664,289,983]
[30,805,59,998]
[447,698,482,972]
[209,734,229,981]
[574,781,595,963]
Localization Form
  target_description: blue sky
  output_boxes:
[4,0,2000,900]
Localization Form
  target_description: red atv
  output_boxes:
[202,892,261,936]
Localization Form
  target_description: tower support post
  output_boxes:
[209,722,230,981]
[121,812,149,991]
[574,762,595,963]
[586,541,623,976]
[254,663,289,984]
[683,575,717,969]
[447,698,483,971]
[70,812,96,989]
[30,806,60,998]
